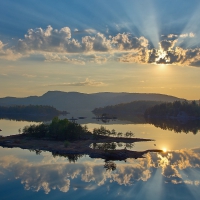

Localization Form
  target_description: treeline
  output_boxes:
[23,117,88,140]
[93,101,162,117]
[93,126,134,138]
[0,105,67,116]
[22,117,135,140]
[144,101,200,119]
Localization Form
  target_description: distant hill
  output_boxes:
[0,91,184,113]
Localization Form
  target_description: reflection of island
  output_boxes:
[0,133,161,162]
[0,113,60,122]
[146,118,200,134]
[92,113,118,123]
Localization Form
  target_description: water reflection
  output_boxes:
[91,142,135,151]
[1,147,200,198]
[93,113,200,135]
[0,113,56,122]
[146,118,200,134]
[1,113,200,135]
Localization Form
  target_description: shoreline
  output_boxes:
[0,134,163,160]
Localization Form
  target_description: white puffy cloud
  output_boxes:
[17,25,81,53]
[112,33,148,51]
[16,26,149,55]
[82,33,112,52]
[0,25,200,66]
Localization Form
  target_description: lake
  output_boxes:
[0,114,200,200]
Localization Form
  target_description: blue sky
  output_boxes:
[0,0,200,99]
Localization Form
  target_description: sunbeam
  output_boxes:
[179,3,200,48]
[119,0,160,48]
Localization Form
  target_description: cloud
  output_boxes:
[17,26,112,53]
[44,53,85,65]
[166,32,195,39]
[180,32,195,38]
[0,25,200,66]
[22,74,36,78]
[0,40,23,60]
[1,147,200,194]
[148,45,200,66]
[16,26,149,54]
[17,25,81,53]
[118,49,149,63]
[45,78,106,87]
[73,28,97,35]
[111,34,148,51]
[82,33,112,52]
[87,54,108,64]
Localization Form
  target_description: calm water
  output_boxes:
[0,116,200,200]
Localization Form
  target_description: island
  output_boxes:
[0,117,163,161]
[144,100,200,120]
[0,105,68,122]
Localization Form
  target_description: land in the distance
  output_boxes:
[0,91,184,112]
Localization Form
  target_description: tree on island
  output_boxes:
[23,117,89,140]
[22,117,135,141]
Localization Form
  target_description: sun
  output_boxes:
[163,148,167,153]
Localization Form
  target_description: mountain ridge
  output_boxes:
[0,91,185,112]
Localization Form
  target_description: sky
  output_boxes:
[0,0,200,99]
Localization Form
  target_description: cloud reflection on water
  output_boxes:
[1,148,200,195]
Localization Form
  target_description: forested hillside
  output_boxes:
[93,101,162,115]
[144,101,200,119]
[0,105,67,116]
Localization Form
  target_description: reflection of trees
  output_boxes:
[29,149,42,155]
[52,152,84,163]
[104,161,116,171]
[116,142,135,149]
[125,143,134,149]
[146,118,200,134]
[92,142,117,151]
[92,142,135,151]
[0,113,56,122]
